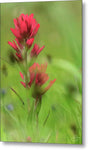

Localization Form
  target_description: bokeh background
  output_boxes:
[1,1,82,144]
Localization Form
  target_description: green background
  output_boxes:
[1,1,82,144]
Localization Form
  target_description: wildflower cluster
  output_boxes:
[8,13,56,112]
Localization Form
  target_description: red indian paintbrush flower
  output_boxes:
[20,63,56,98]
[10,14,40,42]
[8,13,56,114]
[8,13,40,61]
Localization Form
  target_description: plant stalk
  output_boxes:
[24,49,30,113]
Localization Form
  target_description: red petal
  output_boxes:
[15,38,23,49]
[37,45,45,55]
[41,74,49,85]
[10,28,21,40]
[8,41,18,51]
[16,53,22,60]
[28,14,34,28]
[14,19,19,29]
[35,73,49,86]
[30,44,39,57]
[20,81,26,88]
[44,79,56,92]
[26,38,34,48]
[19,72,24,80]
[30,24,40,37]
[28,73,34,87]
[20,21,27,34]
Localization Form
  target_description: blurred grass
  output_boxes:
[1,1,82,144]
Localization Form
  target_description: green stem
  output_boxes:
[36,113,38,130]
[24,49,30,113]
[25,50,28,87]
